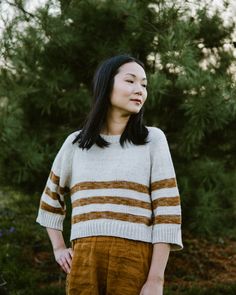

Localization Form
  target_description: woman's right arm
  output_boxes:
[36,133,77,272]
[46,227,73,274]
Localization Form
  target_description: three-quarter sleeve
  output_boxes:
[150,128,183,251]
[36,132,76,231]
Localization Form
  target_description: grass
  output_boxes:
[0,187,235,295]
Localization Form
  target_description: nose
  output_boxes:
[134,83,143,95]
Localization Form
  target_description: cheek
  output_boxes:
[111,83,132,100]
[142,90,147,102]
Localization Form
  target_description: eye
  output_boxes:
[126,80,134,83]
[142,84,147,88]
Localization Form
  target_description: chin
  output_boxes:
[120,107,141,116]
[130,107,142,113]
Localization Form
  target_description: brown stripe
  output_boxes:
[151,178,176,191]
[49,171,60,185]
[72,196,151,210]
[70,181,149,195]
[72,212,151,226]
[154,215,181,224]
[58,186,70,195]
[45,187,65,208]
[48,172,69,195]
[40,201,65,215]
[152,196,180,210]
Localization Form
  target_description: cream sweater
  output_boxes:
[36,126,183,251]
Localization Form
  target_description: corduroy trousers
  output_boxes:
[66,236,153,295]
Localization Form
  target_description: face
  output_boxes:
[109,62,148,115]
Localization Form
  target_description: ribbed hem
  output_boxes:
[152,224,183,251]
[36,209,64,231]
[70,219,152,243]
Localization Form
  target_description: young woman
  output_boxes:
[36,54,183,295]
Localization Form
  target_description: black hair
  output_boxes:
[73,54,150,149]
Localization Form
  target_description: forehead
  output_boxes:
[117,62,146,78]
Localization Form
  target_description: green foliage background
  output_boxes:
[0,0,236,295]
[1,0,236,240]
[0,0,236,293]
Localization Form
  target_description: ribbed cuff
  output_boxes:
[36,209,64,231]
[152,224,183,251]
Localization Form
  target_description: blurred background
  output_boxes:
[0,0,236,294]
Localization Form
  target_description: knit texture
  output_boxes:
[36,126,183,251]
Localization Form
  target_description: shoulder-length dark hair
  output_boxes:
[73,54,149,150]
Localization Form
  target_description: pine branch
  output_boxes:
[4,0,35,19]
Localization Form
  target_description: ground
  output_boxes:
[165,231,236,288]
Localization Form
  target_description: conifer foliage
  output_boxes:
[0,0,235,237]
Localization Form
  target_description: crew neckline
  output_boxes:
[100,133,121,143]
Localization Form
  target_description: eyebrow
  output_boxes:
[125,73,147,81]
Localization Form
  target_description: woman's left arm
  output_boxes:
[139,243,170,295]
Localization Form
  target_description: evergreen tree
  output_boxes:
[0,0,235,237]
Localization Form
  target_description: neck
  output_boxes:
[101,110,130,135]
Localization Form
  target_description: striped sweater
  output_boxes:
[36,126,183,251]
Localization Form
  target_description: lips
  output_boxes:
[130,99,142,103]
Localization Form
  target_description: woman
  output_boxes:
[36,54,183,295]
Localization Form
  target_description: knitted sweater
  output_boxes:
[36,126,183,251]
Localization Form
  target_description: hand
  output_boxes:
[139,278,164,295]
[53,247,73,274]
